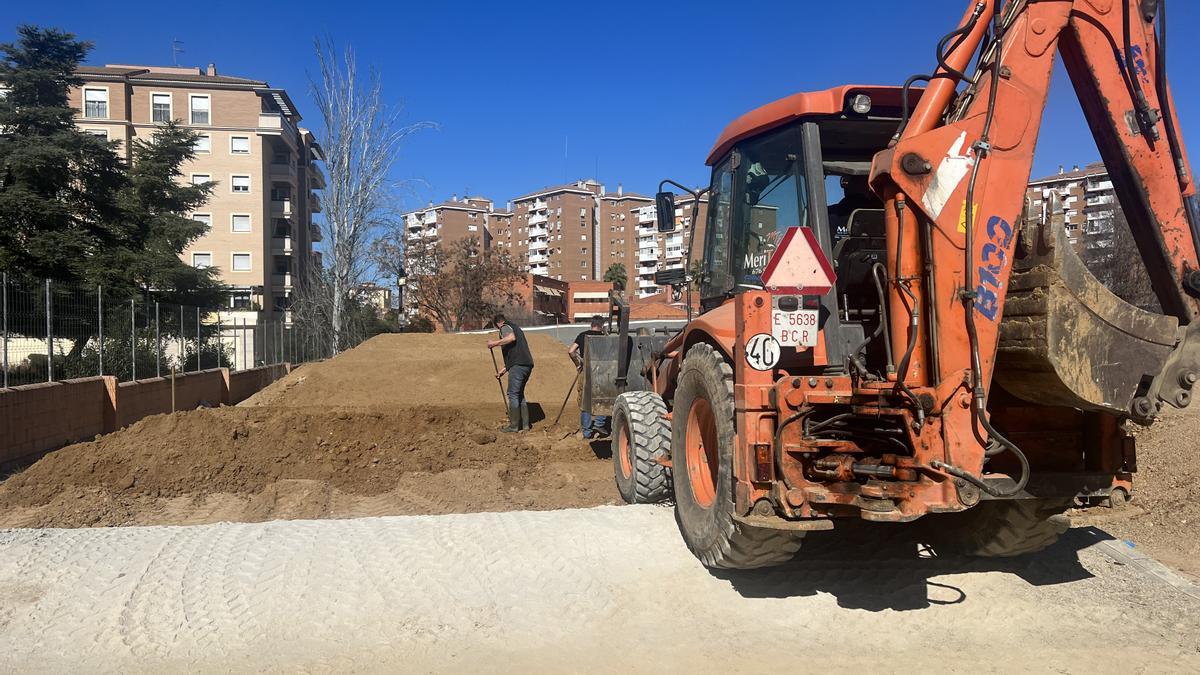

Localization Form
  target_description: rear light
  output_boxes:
[802,295,821,309]
[849,94,872,115]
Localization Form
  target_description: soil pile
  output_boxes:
[0,332,617,527]
[1072,406,1200,578]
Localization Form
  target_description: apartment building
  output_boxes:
[403,195,496,256]
[71,63,325,322]
[501,179,606,281]
[628,194,709,298]
[1026,162,1116,253]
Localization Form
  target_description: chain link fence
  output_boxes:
[2,273,334,389]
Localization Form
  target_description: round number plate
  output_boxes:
[745,333,781,371]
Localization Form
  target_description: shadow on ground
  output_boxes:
[711,522,1113,612]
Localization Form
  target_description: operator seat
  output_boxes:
[832,208,886,313]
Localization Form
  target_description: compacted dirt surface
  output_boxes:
[1,506,1198,673]
[0,333,617,527]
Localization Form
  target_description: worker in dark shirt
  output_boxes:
[569,315,608,438]
[487,314,535,432]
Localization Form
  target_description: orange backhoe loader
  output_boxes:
[582,0,1199,568]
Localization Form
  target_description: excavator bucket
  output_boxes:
[996,200,1180,417]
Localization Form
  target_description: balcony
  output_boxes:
[1086,180,1114,192]
[270,235,293,255]
[406,214,422,229]
[407,229,423,241]
[639,249,658,262]
[528,251,550,264]
[638,275,656,289]
[270,272,293,289]
[309,222,323,243]
[309,191,322,213]
[528,224,548,238]
[664,247,684,259]
[308,163,326,189]
[270,162,295,182]
[271,199,292,218]
[258,112,299,147]
[637,209,656,223]
[529,212,549,225]
[532,199,548,211]
[529,263,550,275]
[422,211,437,225]
[424,227,440,239]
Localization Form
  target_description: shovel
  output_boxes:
[489,346,508,408]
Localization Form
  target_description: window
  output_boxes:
[189,94,210,125]
[151,93,171,123]
[192,213,212,229]
[83,88,108,118]
[231,175,251,193]
[230,136,250,155]
[231,253,252,271]
[192,253,212,268]
[231,214,251,232]
[191,173,211,186]
[193,134,211,153]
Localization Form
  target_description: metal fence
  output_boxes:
[1,273,333,388]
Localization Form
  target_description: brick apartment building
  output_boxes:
[399,177,709,319]
[71,64,325,325]
[1025,162,1116,253]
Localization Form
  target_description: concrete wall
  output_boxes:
[1,365,289,465]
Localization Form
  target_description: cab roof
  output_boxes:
[705,84,917,166]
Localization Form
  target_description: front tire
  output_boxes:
[671,343,802,569]
[612,391,672,504]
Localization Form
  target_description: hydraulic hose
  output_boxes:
[955,7,1030,498]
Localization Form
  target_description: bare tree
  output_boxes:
[310,37,432,352]
[406,236,527,331]
[369,221,406,312]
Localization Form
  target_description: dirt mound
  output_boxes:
[0,331,615,527]
[1072,406,1200,578]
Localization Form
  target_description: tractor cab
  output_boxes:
[657,86,915,373]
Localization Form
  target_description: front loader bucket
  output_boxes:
[996,217,1179,416]
[581,334,666,417]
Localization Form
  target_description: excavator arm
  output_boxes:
[869,0,1198,491]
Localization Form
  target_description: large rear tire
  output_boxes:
[671,343,802,569]
[612,391,672,504]
[934,499,1072,557]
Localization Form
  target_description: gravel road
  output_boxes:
[2,505,1198,673]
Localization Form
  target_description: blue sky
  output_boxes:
[5,0,1199,209]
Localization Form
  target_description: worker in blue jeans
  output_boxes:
[487,314,534,432]
[569,316,609,439]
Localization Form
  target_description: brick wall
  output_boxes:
[0,377,117,465]
[1,366,290,466]
[228,364,289,404]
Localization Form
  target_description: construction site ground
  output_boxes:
[1,332,1199,671]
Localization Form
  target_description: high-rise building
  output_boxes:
[400,178,708,316]
[1026,162,1116,253]
[71,63,325,323]
[403,195,496,252]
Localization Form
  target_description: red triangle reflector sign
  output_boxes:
[760,226,837,295]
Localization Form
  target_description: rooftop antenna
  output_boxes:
[563,135,568,183]
[171,39,185,66]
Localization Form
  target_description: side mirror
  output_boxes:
[655,191,676,233]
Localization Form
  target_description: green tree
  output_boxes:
[105,120,223,306]
[603,262,627,290]
[0,25,126,281]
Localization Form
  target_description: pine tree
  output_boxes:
[105,121,223,307]
[0,25,126,281]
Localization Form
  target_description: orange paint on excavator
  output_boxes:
[588,0,1197,568]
